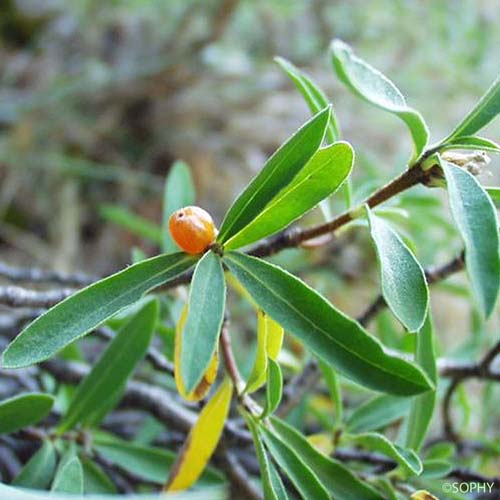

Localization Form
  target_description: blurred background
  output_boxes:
[1,1,500,349]
[1,0,500,475]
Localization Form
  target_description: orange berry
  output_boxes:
[168,206,217,254]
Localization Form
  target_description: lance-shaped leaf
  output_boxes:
[366,207,429,332]
[346,394,412,433]
[224,252,433,396]
[225,142,354,249]
[175,304,218,401]
[58,300,159,432]
[166,378,233,492]
[245,310,284,393]
[404,311,437,452]
[441,159,500,316]
[275,56,339,142]
[445,75,500,141]
[260,425,329,500]
[180,251,226,394]
[331,39,428,160]
[81,457,117,494]
[2,252,196,368]
[441,135,500,154]
[245,311,270,393]
[163,160,196,253]
[93,433,223,487]
[344,432,422,475]
[275,56,352,211]
[269,417,384,500]
[51,447,84,494]
[420,459,453,479]
[0,393,54,434]
[217,107,330,243]
[93,434,176,485]
[319,360,343,426]
[244,414,289,500]
[13,440,57,489]
[100,204,162,245]
[261,358,283,418]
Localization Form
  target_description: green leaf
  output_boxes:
[2,252,196,368]
[344,432,422,475]
[366,207,429,332]
[224,252,433,396]
[425,442,455,461]
[244,414,288,500]
[441,135,500,153]
[94,434,176,484]
[268,460,289,500]
[259,425,330,500]
[51,448,83,494]
[0,393,54,434]
[420,459,453,479]
[12,440,57,489]
[330,39,428,160]
[181,251,226,394]
[346,394,411,433]
[163,160,196,253]
[81,457,117,494]
[318,360,343,426]
[93,431,227,487]
[262,358,283,418]
[404,311,437,452]
[269,417,384,500]
[225,142,354,249]
[274,57,352,210]
[275,57,339,142]
[486,187,500,205]
[100,204,162,245]
[59,300,159,432]
[218,107,330,243]
[445,75,500,140]
[441,159,500,316]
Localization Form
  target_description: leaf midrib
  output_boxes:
[4,255,192,366]
[62,312,153,430]
[182,254,222,389]
[227,254,426,389]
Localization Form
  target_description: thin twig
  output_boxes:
[441,339,500,441]
[358,251,466,327]
[216,447,263,500]
[40,359,252,444]
[220,320,245,394]
[250,161,433,258]
[0,261,96,286]
[334,448,500,487]
[0,285,74,308]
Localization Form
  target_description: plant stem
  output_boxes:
[251,161,429,257]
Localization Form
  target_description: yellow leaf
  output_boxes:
[265,313,284,360]
[245,311,285,393]
[307,432,334,456]
[175,304,218,401]
[245,310,268,393]
[411,491,440,500]
[165,378,233,492]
